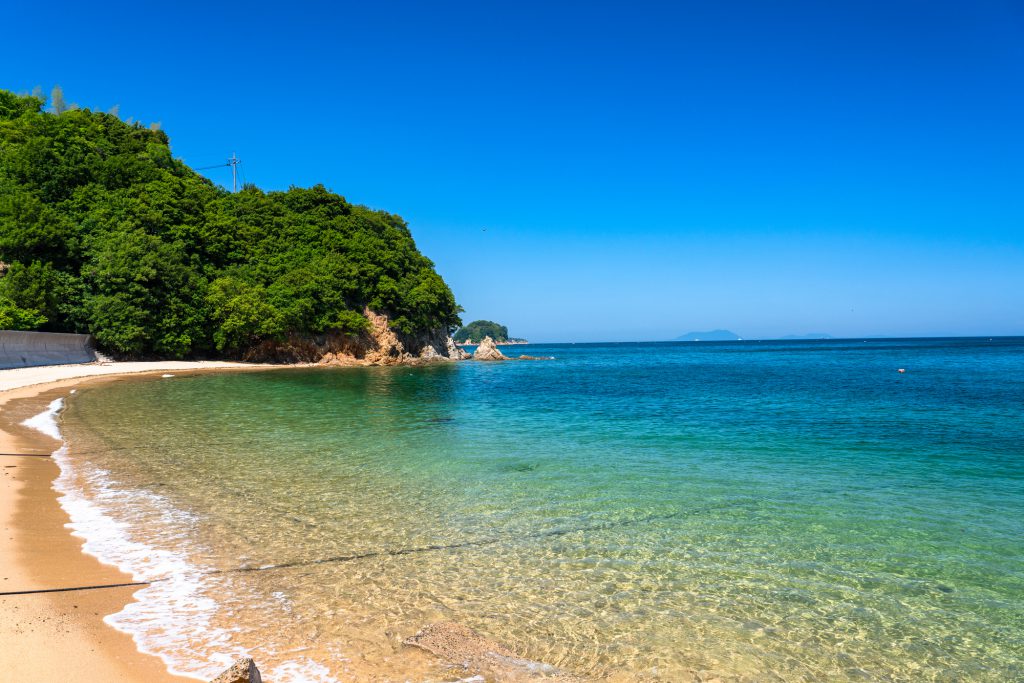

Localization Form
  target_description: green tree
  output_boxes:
[206,277,283,352]
[0,261,85,332]
[453,320,510,343]
[0,295,47,330]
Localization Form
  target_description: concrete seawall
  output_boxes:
[0,330,96,370]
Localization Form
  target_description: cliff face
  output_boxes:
[242,308,466,366]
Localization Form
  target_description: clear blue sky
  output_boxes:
[4,1,1022,341]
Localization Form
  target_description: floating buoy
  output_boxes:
[897,368,906,374]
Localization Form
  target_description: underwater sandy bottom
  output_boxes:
[38,346,1024,681]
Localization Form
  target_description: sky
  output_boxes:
[3,1,1022,341]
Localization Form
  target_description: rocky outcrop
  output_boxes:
[361,308,407,365]
[419,344,443,361]
[472,336,508,361]
[446,336,471,360]
[242,308,468,366]
[210,657,262,683]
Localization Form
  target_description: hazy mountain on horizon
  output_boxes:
[779,333,834,340]
[675,329,742,341]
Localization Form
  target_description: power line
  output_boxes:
[194,162,231,171]
[194,153,242,192]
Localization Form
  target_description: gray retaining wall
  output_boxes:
[0,330,96,369]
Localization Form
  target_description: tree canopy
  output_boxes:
[453,320,512,343]
[0,89,461,358]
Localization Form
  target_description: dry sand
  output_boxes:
[0,361,278,683]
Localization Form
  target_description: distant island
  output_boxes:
[779,333,834,340]
[453,320,527,344]
[675,329,742,341]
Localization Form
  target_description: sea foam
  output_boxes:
[22,397,339,683]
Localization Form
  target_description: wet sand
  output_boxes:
[0,362,276,683]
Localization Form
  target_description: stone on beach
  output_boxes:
[472,336,508,361]
[210,657,262,683]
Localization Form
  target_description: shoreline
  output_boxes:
[0,362,285,683]
[1,360,577,682]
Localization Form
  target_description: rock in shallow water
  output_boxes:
[419,344,444,360]
[446,336,471,360]
[210,657,262,683]
[472,336,508,361]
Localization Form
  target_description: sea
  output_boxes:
[32,338,1024,681]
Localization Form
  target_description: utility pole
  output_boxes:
[228,152,240,193]
[195,154,243,193]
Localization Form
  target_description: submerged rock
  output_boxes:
[210,657,262,683]
[472,336,508,361]
[405,621,518,663]
[404,622,582,681]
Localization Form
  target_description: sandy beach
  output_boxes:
[0,361,273,683]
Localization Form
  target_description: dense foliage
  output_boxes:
[0,89,461,358]
[453,320,511,343]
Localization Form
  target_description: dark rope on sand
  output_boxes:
[209,508,698,577]
[0,452,52,457]
[216,500,749,576]
[0,581,151,596]
[0,501,749,597]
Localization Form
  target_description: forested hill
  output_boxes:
[0,89,461,359]
[453,320,523,343]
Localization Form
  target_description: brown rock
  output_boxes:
[419,344,444,360]
[361,307,410,365]
[472,336,508,361]
[210,657,262,683]
[446,336,471,360]
[237,308,472,365]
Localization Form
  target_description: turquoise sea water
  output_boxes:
[58,338,1023,681]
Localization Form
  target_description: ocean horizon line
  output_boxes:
[494,334,1024,346]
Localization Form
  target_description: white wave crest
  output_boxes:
[21,397,64,440]
[21,395,339,683]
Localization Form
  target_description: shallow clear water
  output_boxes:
[58,339,1024,681]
